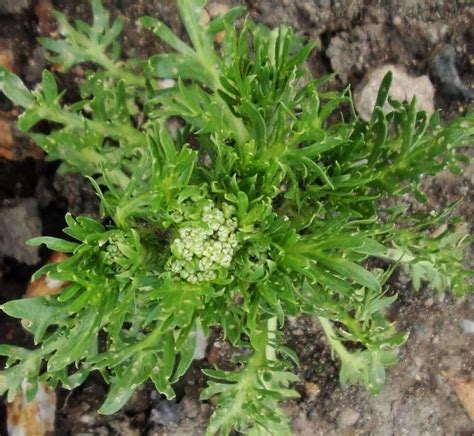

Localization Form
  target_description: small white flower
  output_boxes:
[167,201,239,283]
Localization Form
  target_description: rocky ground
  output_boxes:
[0,0,473,435]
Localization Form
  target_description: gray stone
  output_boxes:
[431,44,474,100]
[0,0,30,14]
[338,407,360,427]
[192,324,208,360]
[0,198,41,265]
[355,64,435,121]
[150,400,180,427]
[462,319,474,335]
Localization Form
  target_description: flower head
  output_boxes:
[167,201,239,283]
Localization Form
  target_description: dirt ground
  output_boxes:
[0,0,473,435]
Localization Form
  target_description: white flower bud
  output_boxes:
[167,200,240,283]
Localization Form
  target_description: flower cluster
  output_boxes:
[167,201,239,283]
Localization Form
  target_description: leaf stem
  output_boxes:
[38,106,146,147]
[317,316,351,362]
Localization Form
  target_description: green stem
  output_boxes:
[206,322,269,435]
[94,51,146,88]
[39,106,146,147]
[317,316,351,361]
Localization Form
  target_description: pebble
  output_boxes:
[338,407,360,427]
[393,15,402,26]
[307,408,318,421]
[462,319,474,335]
[0,0,31,14]
[0,116,15,154]
[0,42,17,73]
[7,383,56,436]
[206,3,229,18]
[304,382,320,400]
[34,0,56,36]
[431,44,474,100]
[150,400,180,426]
[414,356,424,367]
[424,298,434,307]
[193,325,208,360]
[0,198,42,265]
[354,64,435,121]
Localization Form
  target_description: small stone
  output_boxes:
[207,3,229,18]
[393,15,402,26]
[0,116,15,152]
[307,408,318,421]
[338,407,360,428]
[431,45,474,100]
[444,374,474,420]
[304,382,320,400]
[0,41,17,73]
[158,79,176,89]
[462,319,474,335]
[207,343,221,365]
[24,46,48,83]
[0,198,42,265]
[424,297,434,307]
[150,400,180,426]
[414,356,424,367]
[0,0,31,14]
[355,64,435,121]
[200,8,210,26]
[34,0,56,36]
[7,383,56,436]
[193,325,208,360]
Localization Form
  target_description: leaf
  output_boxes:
[1,297,63,343]
[27,236,79,253]
[0,67,34,108]
[41,70,58,103]
[17,109,42,131]
[312,252,381,291]
[370,71,392,123]
[99,352,156,414]
[207,6,246,35]
[140,17,192,54]
[149,53,214,86]
[158,279,204,326]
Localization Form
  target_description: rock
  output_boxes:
[7,383,56,436]
[34,0,56,36]
[193,324,208,360]
[0,113,43,160]
[53,172,100,218]
[24,46,49,83]
[354,65,435,121]
[338,407,360,428]
[444,374,474,420]
[0,198,42,265]
[0,41,17,73]
[0,115,15,157]
[26,252,68,297]
[326,23,385,83]
[206,3,229,18]
[431,44,474,100]
[109,419,140,436]
[150,400,180,427]
[462,319,474,335]
[207,341,222,365]
[304,381,320,401]
[306,407,318,421]
[0,0,31,14]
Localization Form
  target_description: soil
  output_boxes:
[1,0,473,435]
